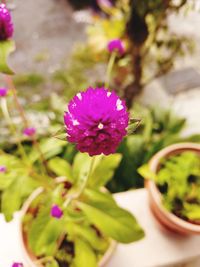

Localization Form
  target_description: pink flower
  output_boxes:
[0,4,14,40]
[0,165,6,173]
[23,127,36,137]
[97,0,112,8]
[64,87,129,156]
[0,87,8,97]
[107,39,125,55]
[12,263,23,267]
[51,204,63,219]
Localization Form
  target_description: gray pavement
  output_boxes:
[9,0,86,74]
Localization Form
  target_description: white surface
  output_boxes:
[110,190,200,267]
[1,189,200,267]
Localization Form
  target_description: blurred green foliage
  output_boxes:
[109,105,200,192]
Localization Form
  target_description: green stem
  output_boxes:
[4,75,49,174]
[0,98,27,161]
[63,156,96,208]
[105,51,117,88]
[78,156,96,196]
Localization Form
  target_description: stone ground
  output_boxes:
[9,0,86,74]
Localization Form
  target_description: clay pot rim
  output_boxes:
[19,181,117,267]
[146,142,200,234]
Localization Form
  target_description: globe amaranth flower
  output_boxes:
[51,204,63,219]
[0,165,6,173]
[0,4,14,41]
[107,39,125,55]
[23,127,36,137]
[12,263,23,267]
[0,87,8,97]
[64,87,129,156]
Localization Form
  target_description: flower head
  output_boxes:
[0,4,14,41]
[0,165,6,173]
[12,263,23,267]
[23,127,36,137]
[107,39,125,55]
[0,87,8,97]
[51,204,63,219]
[64,87,129,156]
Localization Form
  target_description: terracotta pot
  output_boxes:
[19,186,117,267]
[146,142,200,235]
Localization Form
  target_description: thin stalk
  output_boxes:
[5,76,29,127]
[105,51,117,88]
[63,156,96,208]
[4,75,49,174]
[0,98,28,161]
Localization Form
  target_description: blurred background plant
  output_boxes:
[69,0,196,107]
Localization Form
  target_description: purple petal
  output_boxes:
[51,204,63,219]
[0,4,14,40]
[0,87,8,97]
[64,87,129,156]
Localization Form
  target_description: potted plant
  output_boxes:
[0,4,144,267]
[139,143,200,235]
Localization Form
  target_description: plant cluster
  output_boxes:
[154,152,200,223]
[0,3,144,267]
[110,106,200,192]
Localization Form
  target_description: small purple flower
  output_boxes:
[23,127,36,137]
[64,87,129,156]
[107,39,125,55]
[51,204,63,219]
[12,263,23,267]
[0,87,8,97]
[0,165,6,173]
[0,4,14,41]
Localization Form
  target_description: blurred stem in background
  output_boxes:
[105,51,117,88]
[4,75,49,174]
[0,96,28,162]
[124,0,193,108]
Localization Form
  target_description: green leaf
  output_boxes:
[48,157,73,181]
[89,154,122,187]
[183,203,200,221]
[29,204,63,256]
[72,153,93,183]
[0,40,15,75]
[137,164,157,181]
[1,175,38,221]
[67,222,109,252]
[46,259,59,267]
[35,219,63,256]
[83,188,116,206]
[29,139,66,162]
[73,239,97,267]
[77,201,144,243]
[1,181,22,221]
